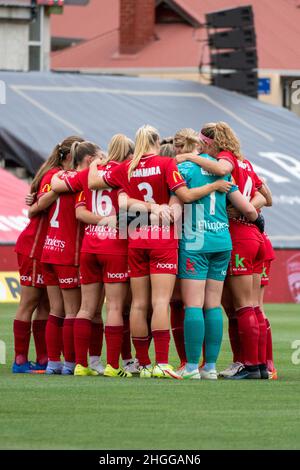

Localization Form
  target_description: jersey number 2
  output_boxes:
[50,197,60,228]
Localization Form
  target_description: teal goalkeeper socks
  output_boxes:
[204,307,223,365]
[184,307,204,366]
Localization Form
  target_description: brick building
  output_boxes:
[50,0,300,115]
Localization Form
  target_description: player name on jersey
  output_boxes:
[131,166,161,178]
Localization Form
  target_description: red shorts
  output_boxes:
[43,263,79,289]
[259,260,272,286]
[80,252,128,284]
[128,248,178,277]
[17,254,45,288]
[228,237,265,276]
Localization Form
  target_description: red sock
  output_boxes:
[105,325,123,369]
[254,306,267,365]
[63,318,75,363]
[170,301,186,365]
[45,315,64,362]
[74,318,91,367]
[89,322,104,357]
[236,306,259,366]
[132,336,151,366]
[152,329,170,364]
[228,317,243,363]
[32,320,48,365]
[121,315,132,361]
[13,320,31,364]
[265,317,275,371]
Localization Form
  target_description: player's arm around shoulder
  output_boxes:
[227,190,258,222]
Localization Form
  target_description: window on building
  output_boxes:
[29,6,43,71]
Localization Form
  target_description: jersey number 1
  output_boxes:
[209,191,216,215]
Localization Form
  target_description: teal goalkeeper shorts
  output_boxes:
[178,249,231,281]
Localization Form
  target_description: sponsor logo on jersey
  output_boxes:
[156,262,177,270]
[235,254,245,269]
[77,191,85,203]
[198,220,228,232]
[85,224,117,236]
[186,258,195,272]
[201,168,216,176]
[132,166,161,178]
[172,170,183,183]
[20,274,44,284]
[41,183,51,193]
[238,160,252,171]
[261,266,268,278]
[98,169,107,177]
[107,272,128,279]
[44,236,66,251]
[61,170,77,180]
[58,277,78,285]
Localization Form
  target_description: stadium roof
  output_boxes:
[51,0,300,72]
[0,71,300,248]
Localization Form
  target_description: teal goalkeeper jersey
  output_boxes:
[178,154,238,253]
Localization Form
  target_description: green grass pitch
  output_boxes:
[0,303,299,450]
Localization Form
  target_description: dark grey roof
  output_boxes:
[0,71,299,248]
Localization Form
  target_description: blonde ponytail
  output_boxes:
[174,128,202,154]
[201,121,243,160]
[128,125,160,179]
[70,141,82,167]
[106,134,134,164]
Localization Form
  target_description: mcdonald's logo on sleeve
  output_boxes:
[41,183,51,194]
[76,191,86,204]
[172,170,183,183]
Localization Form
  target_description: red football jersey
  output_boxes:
[218,151,262,200]
[262,231,275,261]
[15,168,60,260]
[64,162,127,255]
[218,151,264,238]
[103,154,186,248]
[41,170,83,266]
